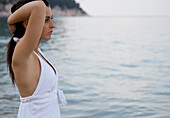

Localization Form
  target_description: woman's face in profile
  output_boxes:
[41,6,55,40]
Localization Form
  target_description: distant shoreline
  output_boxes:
[0,4,87,17]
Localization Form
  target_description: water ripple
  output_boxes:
[1,17,170,118]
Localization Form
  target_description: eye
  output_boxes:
[45,19,49,23]
[51,16,54,21]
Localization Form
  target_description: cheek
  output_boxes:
[42,25,48,34]
[41,25,51,40]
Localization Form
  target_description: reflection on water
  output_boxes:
[0,16,170,118]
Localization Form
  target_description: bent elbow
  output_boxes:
[34,1,46,13]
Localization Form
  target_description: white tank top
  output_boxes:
[17,48,67,118]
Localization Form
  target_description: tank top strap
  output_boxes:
[32,49,44,95]
[33,48,46,63]
[38,48,52,66]
[38,48,57,75]
[33,49,41,59]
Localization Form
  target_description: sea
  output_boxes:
[0,16,170,118]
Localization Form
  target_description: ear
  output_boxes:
[23,20,28,29]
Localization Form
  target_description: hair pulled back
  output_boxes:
[7,0,49,86]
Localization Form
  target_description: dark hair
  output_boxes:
[7,0,49,86]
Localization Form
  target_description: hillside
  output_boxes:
[0,0,87,17]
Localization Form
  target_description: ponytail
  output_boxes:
[7,36,17,85]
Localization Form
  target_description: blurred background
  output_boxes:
[0,0,170,118]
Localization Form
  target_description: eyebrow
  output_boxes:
[46,15,53,19]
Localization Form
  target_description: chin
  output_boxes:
[42,36,51,40]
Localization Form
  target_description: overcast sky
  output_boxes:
[75,0,170,16]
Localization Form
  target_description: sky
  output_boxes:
[75,0,170,16]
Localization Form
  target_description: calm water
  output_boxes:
[0,16,170,118]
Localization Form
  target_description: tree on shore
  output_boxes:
[0,0,81,9]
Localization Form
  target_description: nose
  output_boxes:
[50,19,55,28]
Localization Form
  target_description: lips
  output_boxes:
[49,30,53,35]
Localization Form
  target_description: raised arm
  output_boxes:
[8,1,46,64]
[7,1,46,25]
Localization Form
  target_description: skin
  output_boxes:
[28,6,55,52]
[8,2,55,97]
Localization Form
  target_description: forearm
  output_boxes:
[7,1,46,25]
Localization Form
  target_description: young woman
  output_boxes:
[6,0,67,117]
